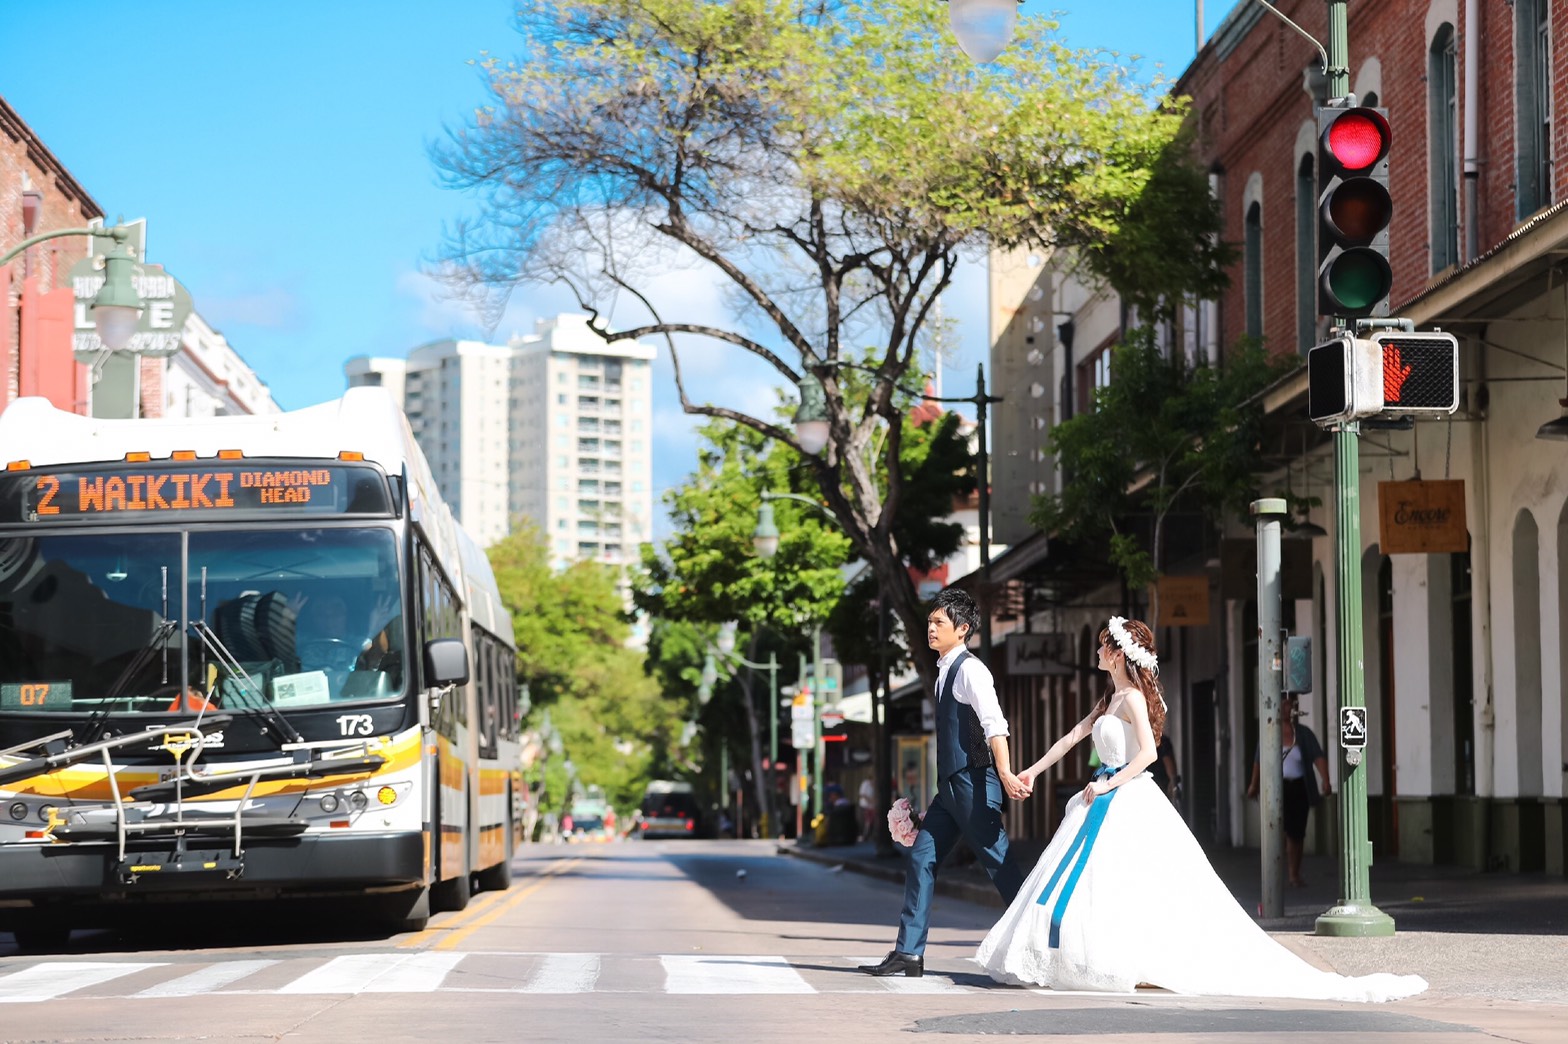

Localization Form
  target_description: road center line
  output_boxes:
[433,857,584,951]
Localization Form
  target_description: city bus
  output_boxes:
[0,388,519,946]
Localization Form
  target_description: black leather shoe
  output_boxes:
[858,950,924,977]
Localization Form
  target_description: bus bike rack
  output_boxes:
[0,724,385,883]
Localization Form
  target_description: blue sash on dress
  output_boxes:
[1035,764,1122,948]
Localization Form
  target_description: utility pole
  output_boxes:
[1314,0,1395,939]
[1253,499,1287,919]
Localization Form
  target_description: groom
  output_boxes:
[860,586,1028,978]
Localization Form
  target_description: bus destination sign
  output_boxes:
[2,462,393,523]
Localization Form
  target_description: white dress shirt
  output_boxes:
[935,644,1009,740]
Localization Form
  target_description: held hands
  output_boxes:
[1001,769,1032,801]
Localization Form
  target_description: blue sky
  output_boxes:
[1,0,1240,520]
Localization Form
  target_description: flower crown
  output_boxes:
[1107,616,1158,674]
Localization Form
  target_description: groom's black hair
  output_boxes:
[931,586,978,639]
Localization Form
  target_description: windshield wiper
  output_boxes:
[188,621,303,746]
[77,619,181,747]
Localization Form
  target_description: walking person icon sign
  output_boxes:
[1340,707,1368,765]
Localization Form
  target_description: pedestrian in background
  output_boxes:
[858,776,876,842]
[1247,694,1331,887]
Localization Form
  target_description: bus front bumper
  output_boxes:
[0,831,425,902]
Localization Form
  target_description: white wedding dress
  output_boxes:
[976,710,1427,1002]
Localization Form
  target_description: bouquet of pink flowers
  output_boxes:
[887,797,922,847]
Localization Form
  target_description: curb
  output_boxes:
[776,844,1008,908]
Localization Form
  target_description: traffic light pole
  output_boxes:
[1314,0,1394,939]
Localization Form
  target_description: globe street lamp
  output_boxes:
[0,224,146,352]
[947,0,1022,63]
[792,373,831,454]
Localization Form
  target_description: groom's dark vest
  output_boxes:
[936,649,994,780]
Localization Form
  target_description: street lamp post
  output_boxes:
[708,623,783,838]
[0,223,146,352]
[911,363,1003,661]
[753,491,837,836]
[790,361,1002,657]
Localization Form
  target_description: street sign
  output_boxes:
[791,689,815,749]
[1340,706,1367,749]
[70,257,192,361]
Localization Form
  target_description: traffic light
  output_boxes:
[1370,330,1459,415]
[1317,106,1393,318]
[1308,331,1459,424]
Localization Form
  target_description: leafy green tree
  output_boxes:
[489,526,678,819]
[634,399,972,831]
[1029,332,1287,623]
[435,0,1226,694]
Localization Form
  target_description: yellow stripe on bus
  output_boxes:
[0,728,424,801]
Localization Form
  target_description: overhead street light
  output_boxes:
[947,0,1022,63]
[0,223,145,352]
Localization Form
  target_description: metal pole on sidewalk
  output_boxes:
[1314,0,1394,937]
[1254,498,1287,919]
[812,624,824,828]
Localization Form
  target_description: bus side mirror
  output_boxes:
[423,638,469,687]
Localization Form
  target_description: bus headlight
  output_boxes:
[318,793,341,814]
[348,790,369,811]
[38,804,56,823]
[7,802,26,821]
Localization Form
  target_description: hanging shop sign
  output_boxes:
[1378,480,1467,554]
[1153,575,1210,628]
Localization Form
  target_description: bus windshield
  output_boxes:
[0,526,405,716]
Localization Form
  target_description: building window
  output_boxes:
[1430,24,1459,271]
[1516,0,1552,218]
[1244,200,1263,340]
[1074,340,1113,415]
[1295,154,1316,355]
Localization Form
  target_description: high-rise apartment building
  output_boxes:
[345,314,655,572]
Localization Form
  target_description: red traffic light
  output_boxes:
[1321,108,1391,173]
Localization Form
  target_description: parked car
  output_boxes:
[638,781,703,839]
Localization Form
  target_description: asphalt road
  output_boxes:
[0,840,1562,1043]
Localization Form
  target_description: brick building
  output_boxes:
[1,95,101,414]
[986,0,1568,876]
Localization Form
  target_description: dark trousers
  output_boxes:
[894,765,1023,955]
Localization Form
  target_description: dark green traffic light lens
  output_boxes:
[1322,249,1393,312]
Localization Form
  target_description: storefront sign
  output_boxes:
[1153,575,1210,627]
[1003,632,1075,675]
[1378,479,1467,554]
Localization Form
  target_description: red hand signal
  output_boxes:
[1383,346,1412,404]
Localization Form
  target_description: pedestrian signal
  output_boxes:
[1370,331,1459,415]
[1308,331,1459,425]
[1317,106,1393,319]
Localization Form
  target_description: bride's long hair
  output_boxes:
[1092,618,1166,745]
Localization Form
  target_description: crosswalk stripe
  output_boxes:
[132,959,280,998]
[279,952,464,994]
[0,962,165,1003]
[660,955,814,994]
[525,953,601,993]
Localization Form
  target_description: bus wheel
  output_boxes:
[431,869,470,912]
[369,886,429,935]
[475,856,512,892]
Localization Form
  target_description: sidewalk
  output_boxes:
[781,835,1568,933]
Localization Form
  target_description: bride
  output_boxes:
[976,617,1427,1002]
